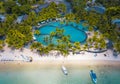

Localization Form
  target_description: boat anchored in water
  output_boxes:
[90,70,97,84]
[61,66,68,75]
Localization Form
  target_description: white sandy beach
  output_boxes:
[0,45,120,65]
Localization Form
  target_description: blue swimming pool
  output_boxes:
[34,21,88,45]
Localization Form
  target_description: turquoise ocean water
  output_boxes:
[0,64,120,84]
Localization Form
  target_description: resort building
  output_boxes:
[0,14,5,22]
[112,19,120,27]
[34,3,49,14]
[85,0,106,14]
[45,0,63,4]
[16,14,28,24]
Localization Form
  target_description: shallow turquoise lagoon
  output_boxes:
[0,64,120,84]
[35,21,88,45]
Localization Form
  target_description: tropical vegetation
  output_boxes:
[0,0,120,56]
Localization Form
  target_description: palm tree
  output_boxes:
[30,42,42,51]
[83,43,89,50]
[92,35,97,42]
[74,42,81,51]
[38,47,44,55]
[56,43,69,56]
[43,36,49,44]
[61,36,70,43]
[88,26,94,31]
[0,46,3,51]
[57,39,62,45]
[99,40,106,49]
[0,40,4,51]
[50,31,56,37]
[43,46,50,55]
[61,49,69,57]
[114,41,120,53]
[87,38,93,45]
[48,43,55,50]
[34,30,40,35]
[65,13,75,22]
[49,31,56,43]
[55,28,64,38]
[58,3,67,14]
[94,43,99,49]
[67,42,73,49]
[72,47,76,55]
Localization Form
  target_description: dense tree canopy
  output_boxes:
[0,2,5,13]
[97,0,120,7]
[12,5,31,15]
[3,1,16,13]
[0,0,120,54]
[18,0,44,5]
[6,30,25,49]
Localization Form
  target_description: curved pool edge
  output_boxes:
[35,21,88,44]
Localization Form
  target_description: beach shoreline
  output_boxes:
[0,45,120,66]
[0,60,120,66]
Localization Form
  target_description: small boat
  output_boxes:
[90,70,97,84]
[61,66,68,75]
